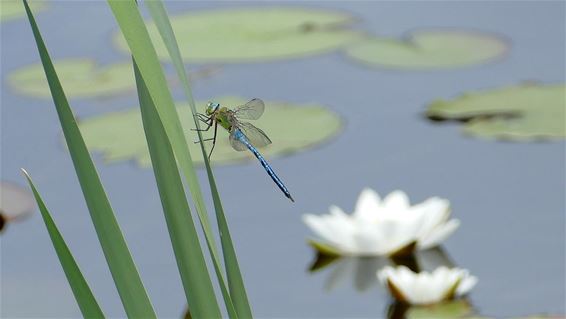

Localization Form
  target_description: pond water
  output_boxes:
[1,1,564,318]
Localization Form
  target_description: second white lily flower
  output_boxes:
[378,266,477,305]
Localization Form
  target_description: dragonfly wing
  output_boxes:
[239,122,272,148]
[233,98,265,120]
[229,130,249,152]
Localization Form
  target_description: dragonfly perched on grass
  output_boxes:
[195,98,294,202]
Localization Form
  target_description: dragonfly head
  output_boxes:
[206,102,220,115]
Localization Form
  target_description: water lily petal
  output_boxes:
[354,188,381,221]
[418,219,461,249]
[411,197,451,236]
[303,214,347,248]
[328,205,353,223]
[383,190,411,210]
[455,273,478,296]
[375,220,420,255]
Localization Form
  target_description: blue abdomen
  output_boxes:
[235,130,294,202]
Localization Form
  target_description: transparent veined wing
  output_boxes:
[229,131,249,152]
[232,98,265,120]
[238,122,272,148]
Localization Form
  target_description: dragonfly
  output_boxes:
[195,98,294,202]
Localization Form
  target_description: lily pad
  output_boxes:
[1,0,45,22]
[114,7,361,63]
[426,83,566,141]
[9,59,220,99]
[9,59,135,99]
[405,300,473,319]
[347,30,508,69]
[512,316,566,319]
[0,182,35,233]
[79,97,342,167]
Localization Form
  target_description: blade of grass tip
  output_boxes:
[22,1,155,317]
[134,60,222,318]
[144,1,242,316]
[145,2,253,317]
[22,169,105,319]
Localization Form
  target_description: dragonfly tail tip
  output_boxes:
[288,194,295,203]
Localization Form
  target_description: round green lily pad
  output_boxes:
[9,59,136,99]
[426,83,566,141]
[114,7,362,63]
[405,300,473,319]
[1,0,45,22]
[9,59,220,99]
[79,97,342,167]
[347,30,508,69]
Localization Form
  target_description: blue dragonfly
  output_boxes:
[196,99,294,202]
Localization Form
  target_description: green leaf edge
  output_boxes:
[134,60,222,318]
[21,169,105,319]
[144,1,252,317]
[23,1,156,317]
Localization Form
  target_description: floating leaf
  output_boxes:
[0,182,35,232]
[403,300,473,319]
[426,83,566,141]
[114,7,361,63]
[9,59,135,99]
[512,316,566,319]
[347,30,507,69]
[1,0,45,22]
[9,58,219,99]
[79,97,341,167]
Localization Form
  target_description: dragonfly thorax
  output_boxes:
[206,102,220,115]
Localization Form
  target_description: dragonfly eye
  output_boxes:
[206,102,220,115]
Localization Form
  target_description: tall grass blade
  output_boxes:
[144,1,248,316]
[134,60,222,318]
[108,1,240,316]
[22,1,155,317]
[145,2,253,317]
[22,169,105,319]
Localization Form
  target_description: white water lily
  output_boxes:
[377,266,477,305]
[303,189,460,256]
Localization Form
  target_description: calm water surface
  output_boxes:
[1,1,564,318]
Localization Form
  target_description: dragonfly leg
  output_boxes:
[192,113,213,131]
[208,122,219,160]
[192,118,213,131]
[195,113,209,121]
[193,137,215,144]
